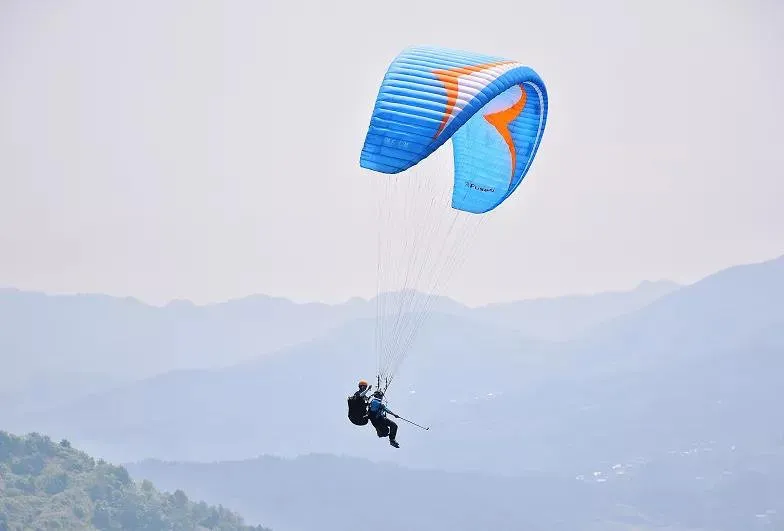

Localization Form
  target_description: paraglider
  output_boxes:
[367,390,400,448]
[351,46,549,443]
[347,379,372,425]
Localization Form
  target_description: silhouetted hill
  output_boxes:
[7,312,549,463]
[473,279,680,340]
[0,430,269,530]
[125,454,618,531]
[419,334,784,475]
[411,255,784,474]
[9,255,783,477]
[568,253,784,375]
[0,289,367,389]
[0,277,678,404]
[125,450,784,531]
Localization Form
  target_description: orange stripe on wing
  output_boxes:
[483,84,527,184]
[432,61,513,139]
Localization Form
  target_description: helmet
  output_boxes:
[372,390,384,399]
[358,379,368,388]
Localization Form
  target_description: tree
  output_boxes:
[0,430,271,531]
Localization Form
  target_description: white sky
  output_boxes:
[1,0,782,306]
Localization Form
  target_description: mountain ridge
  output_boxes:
[0,274,683,403]
[7,253,783,476]
[0,278,682,310]
[124,446,784,531]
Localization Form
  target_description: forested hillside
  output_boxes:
[0,431,268,531]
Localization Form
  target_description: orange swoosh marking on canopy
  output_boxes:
[432,61,513,139]
[483,84,527,185]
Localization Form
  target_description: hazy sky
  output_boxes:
[1,0,782,306]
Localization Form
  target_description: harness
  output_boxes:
[347,393,369,426]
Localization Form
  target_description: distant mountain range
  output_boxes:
[125,447,784,531]
[0,274,678,403]
[4,254,782,479]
